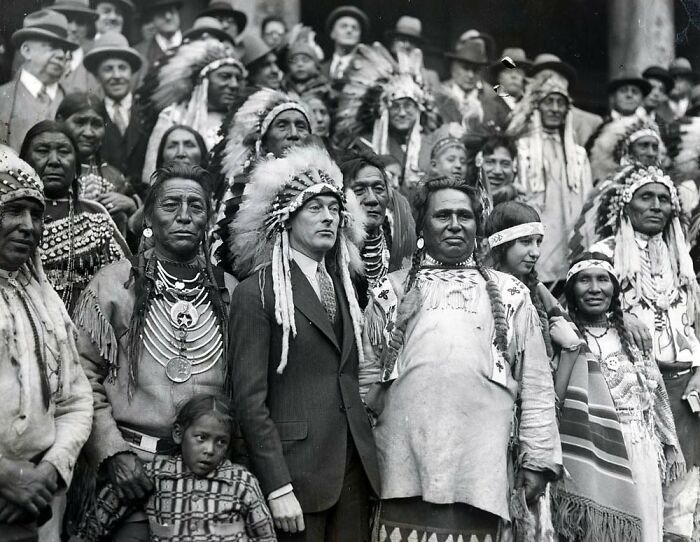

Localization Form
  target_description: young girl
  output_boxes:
[72,394,276,541]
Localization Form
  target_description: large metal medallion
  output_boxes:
[170,301,199,328]
[165,356,192,383]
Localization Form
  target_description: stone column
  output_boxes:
[608,0,674,76]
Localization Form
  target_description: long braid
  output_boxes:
[125,253,156,398]
[525,271,554,358]
[201,233,229,393]
[476,257,509,359]
[609,298,637,363]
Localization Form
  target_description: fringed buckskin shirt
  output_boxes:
[360,267,562,520]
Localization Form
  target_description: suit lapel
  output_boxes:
[291,262,340,352]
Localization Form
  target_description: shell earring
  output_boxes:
[416,236,424,249]
[143,227,153,238]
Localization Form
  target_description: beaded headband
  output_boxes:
[0,168,45,207]
[260,102,311,137]
[566,259,616,283]
[488,222,544,247]
[431,137,466,159]
[199,57,247,80]
[621,167,679,211]
[627,127,660,146]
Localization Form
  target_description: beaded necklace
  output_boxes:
[142,261,223,383]
[362,231,390,286]
[422,253,476,269]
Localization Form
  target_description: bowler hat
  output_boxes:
[489,47,531,78]
[183,16,234,45]
[325,5,370,36]
[607,70,652,96]
[90,0,134,16]
[51,0,98,22]
[199,0,247,34]
[669,57,699,83]
[445,36,490,65]
[529,53,577,87]
[11,9,79,51]
[384,16,425,46]
[83,31,143,73]
[642,66,674,94]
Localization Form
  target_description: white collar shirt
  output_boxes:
[20,70,59,100]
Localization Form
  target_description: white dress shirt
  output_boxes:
[104,93,133,125]
[20,70,59,100]
[67,47,84,75]
[329,52,353,79]
[155,30,182,52]
[292,248,323,298]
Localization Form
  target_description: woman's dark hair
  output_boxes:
[19,120,82,201]
[564,252,635,362]
[155,124,208,170]
[261,14,287,34]
[479,134,517,160]
[55,92,106,161]
[125,164,229,395]
[377,176,509,379]
[174,393,236,440]
[484,201,553,356]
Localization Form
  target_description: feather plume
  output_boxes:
[672,117,700,182]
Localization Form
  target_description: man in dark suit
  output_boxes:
[320,6,369,83]
[84,32,147,193]
[229,145,380,541]
[134,0,183,83]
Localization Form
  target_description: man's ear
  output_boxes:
[20,42,33,62]
[172,423,183,444]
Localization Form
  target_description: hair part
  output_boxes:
[155,124,208,170]
[174,393,236,435]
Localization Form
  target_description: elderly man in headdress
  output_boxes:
[210,88,312,274]
[0,146,93,541]
[587,164,700,542]
[138,37,247,184]
[0,10,78,151]
[334,43,439,194]
[229,144,380,540]
[506,69,592,290]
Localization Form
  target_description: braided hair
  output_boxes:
[124,164,230,395]
[380,176,509,377]
[484,201,553,357]
[564,252,636,363]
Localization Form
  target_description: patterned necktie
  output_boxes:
[316,263,337,323]
[112,102,128,135]
[37,85,50,105]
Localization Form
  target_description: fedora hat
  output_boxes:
[11,9,79,51]
[90,0,134,16]
[529,53,577,87]
[607,70,652,96]
[669,57,699,83]
[454,30,495,59]
[51,0,98,21]
[83,31,143,73]
[325,5,370,36]
[183,16,234,45]
[642,65,674,94]
[241,33,274,67]
[141,0,183,17]
[489,47,531,78]
[384,15,425,46]
[199,0,247,33]
[445,36,490,65]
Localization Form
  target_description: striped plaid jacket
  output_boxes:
[77,456,276,541]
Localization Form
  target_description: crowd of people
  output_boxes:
[1,1,700,541]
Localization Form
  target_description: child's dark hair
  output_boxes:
[174,394,236,440]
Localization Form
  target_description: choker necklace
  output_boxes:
[423,253,476,269]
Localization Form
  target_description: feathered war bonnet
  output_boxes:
[334,43,438,186]
[139,37,247,182]
[593,165,698,309]
[231,144,365,374]
[506,70,583,194]
[587,115,664,181]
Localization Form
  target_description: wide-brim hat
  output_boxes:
[83,31,143,73]
[528,53,577,87]
[51,0,99,22]
[607,73,652,96]
[489,47,532,78]
[669,57,700,83]
[90,0,134,16]
[241,33,274,67]
[11,9,79,51]
[642,65,674,93]
[384,15,424,46]
[183,16,234,45]
[445,36,490,65]
[199,0,247,33]
[325,5,370,36]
